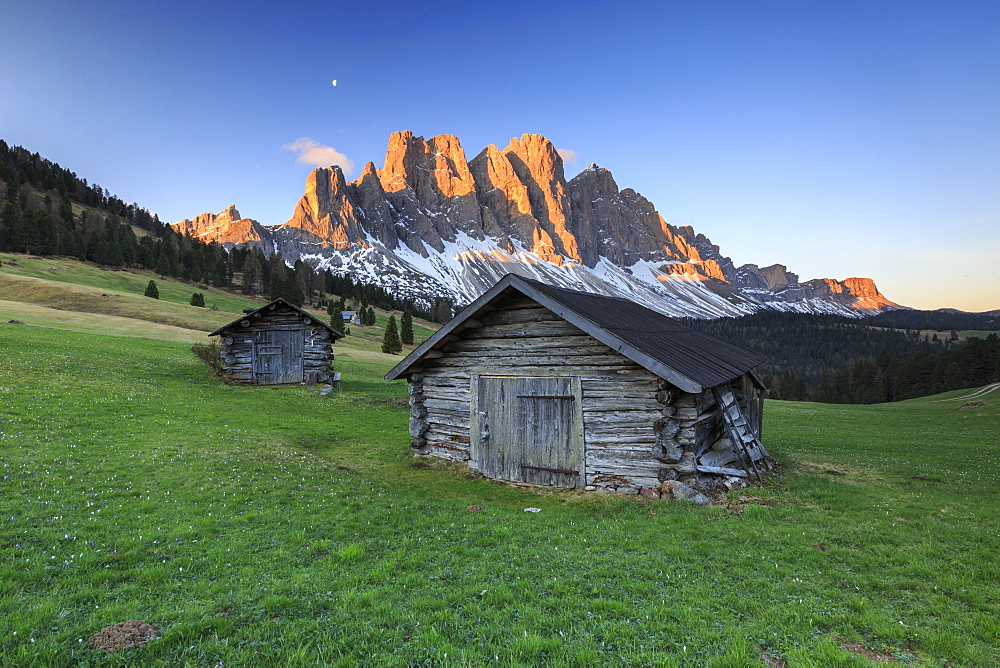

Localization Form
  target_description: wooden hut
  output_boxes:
[385,275,773,498]
[210,298,343,385]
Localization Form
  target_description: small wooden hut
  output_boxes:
[210,298,343,385]
[385,275,773,498]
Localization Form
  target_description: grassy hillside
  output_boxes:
[0,253,263,331]
[1,321,997,665]
[0,300,211,343]
[0,252,438,353]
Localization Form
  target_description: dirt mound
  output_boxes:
[86,620,160,653]
[957,400,989,410]
[835,636,918,663]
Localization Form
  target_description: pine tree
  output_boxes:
[154,251,171,279]
[58,194,73,223]
[144,279,159,299]
[283,275,305,306]
[0,203,21,251]
[400,310,414,345]
[190,292,205,307]
[382,315,402,354]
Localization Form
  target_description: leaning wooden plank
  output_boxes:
[696,465,748,478]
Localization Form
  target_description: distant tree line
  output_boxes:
[0,139,452,323]
[867,308,1000,332]
[680,311,954,389]
[682,311,999,403]
[767,334,1000,403]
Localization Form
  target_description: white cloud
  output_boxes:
[556,148,578,164]
[283,137,354,175]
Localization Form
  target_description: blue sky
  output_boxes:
[2,0,997,311]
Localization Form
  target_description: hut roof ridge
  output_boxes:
[209,298,344,338]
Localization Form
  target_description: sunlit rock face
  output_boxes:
[172,131,898,317]
[840,277,895,310]
[173,205,270,246]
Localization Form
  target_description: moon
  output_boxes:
[331,80,337,86]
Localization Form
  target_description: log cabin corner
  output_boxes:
[385,274,774,499]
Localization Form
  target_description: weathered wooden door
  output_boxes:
[473,375,584,488]
[252,329,303,384]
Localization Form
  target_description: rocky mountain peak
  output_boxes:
[841,277,893,309]
[379,131,476,200]
[218,204,242,224]
[275,165,368,250]
[503,133,566,184]
[756,264,798,291]
[172,205,267,245]
[172,130,899,318]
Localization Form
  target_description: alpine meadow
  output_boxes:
[1,256,998,666]
[3,2,1000,664]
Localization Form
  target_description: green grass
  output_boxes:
[1,325,997,665]
[0,300,212,343]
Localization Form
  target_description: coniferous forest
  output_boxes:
[2,138,998,403]
[682,312,1000,403]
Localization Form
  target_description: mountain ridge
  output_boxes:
[173,131,897,318]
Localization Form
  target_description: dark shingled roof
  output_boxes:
[522,278,765,389]
[385,274,765,392]
[209,298,344,338]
